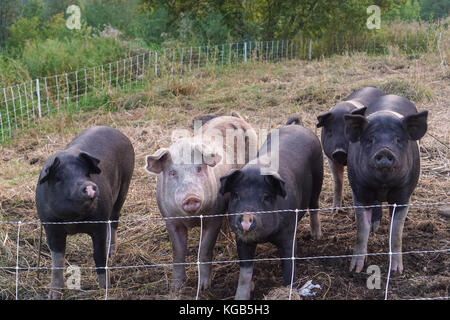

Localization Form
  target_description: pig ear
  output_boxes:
[403,110,428,141]
[316,111,332,128]
[145,148,171,174]
[219,169,242,195]
[344,114,368,143]
[350,106,367,116]
[264,172,287,199]
[39,157,60,184]
[79,152,101,175]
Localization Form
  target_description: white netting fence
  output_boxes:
[1,201,449,300]
[0,28,446,144]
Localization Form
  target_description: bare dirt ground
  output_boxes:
[0,49,448,300]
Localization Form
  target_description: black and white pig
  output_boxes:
[344,94,428,273]
[36,126,135,299]
[316,87,385,209]
[219,118,323,299]
[145,114,257,292]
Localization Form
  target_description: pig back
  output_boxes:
[199,115,257,167]
[366,94,418,117]
[66,126,135,189]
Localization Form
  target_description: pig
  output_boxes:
[219,118,323,299]
[344,94,428,273]
[145,114,257,291]
[316,87,385,210]
[35,126,135,299]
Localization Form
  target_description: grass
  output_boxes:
[0,45,448,300]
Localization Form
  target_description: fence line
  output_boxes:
[2,201,449,226]
[1,201,449,300]
[0,29,445,144]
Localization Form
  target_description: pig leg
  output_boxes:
[198,216,222,291]
[235,240,257,300]
[276,238,295,287]
[108,181,131,257]
[91,226,110,289]
[46,229,67,300]
[389,203,409,273]
[328,158,344,210]
[106,226,117,258]
[166,222,188,291]
[371,206,382,233]
[350,197,371,273]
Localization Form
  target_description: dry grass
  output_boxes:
[0,48,448,300]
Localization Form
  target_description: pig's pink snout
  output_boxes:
[182,196,202,213]
[240,213,255,231]
[82,184,98,199]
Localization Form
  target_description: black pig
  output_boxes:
[316,87,385,209]
[219,118,323,299]
[36,126,135,299]
[344,95,428,273]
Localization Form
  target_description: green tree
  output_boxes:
[0,0,21,46]
[22,0,46,22]
[139,0,401,43]
[6,17,41,51]
[420,0,450,21]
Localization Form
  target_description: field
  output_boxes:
[0,48,448,300]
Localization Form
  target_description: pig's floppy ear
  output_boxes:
[219,169,242,195]
[79,152,101,174]
[344,114,368,143]
[403,110,428,141]
[264,172,287,199]
[350,106,367,116]
[145,148,171,174]
[39,157,60,184]
[316,111,332,128]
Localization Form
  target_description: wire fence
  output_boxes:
[0,27,446,144]
[1,201,449,300]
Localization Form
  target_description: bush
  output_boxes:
[6,17,41,52]
[20,37,128,78]
[0,55,31,88]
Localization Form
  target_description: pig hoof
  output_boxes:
[349,256,365,273]
[48,289,63,300]
[390,257,403,274]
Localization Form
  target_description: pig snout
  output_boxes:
[182,196,202,213]
[81,183,98,200]
[331,148,348,165]
[239,213,255,232]
[373,149,396,171]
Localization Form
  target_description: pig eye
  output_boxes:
[195,166,202,173]
[169,170,177,178]
[262,193,271,202]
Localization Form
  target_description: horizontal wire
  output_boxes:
[1,248,448,272]
[2,201,449,226]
